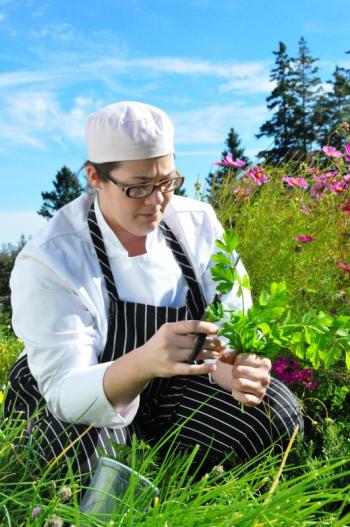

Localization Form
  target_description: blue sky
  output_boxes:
[0,0,349,245]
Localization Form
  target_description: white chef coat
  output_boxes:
[10,191,252,429]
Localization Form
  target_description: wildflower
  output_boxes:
[244,166,268,185]
[44,515,64,527]
[342,174,350,182]
[31,506,42,519]
[308,166,320,174]
[282,177,308,189]
[341,200,350,213]
[0,391,4,405]
[310,179,327,199]
[322,145,343,158]
[314,170,339,181]
[295,368,318,389]
[234,186,253,199]
[213,154,246,167]
[272,357,317,389]
[336,260,350,273]
[58,485,72,503]
[300,205,310,214]
[330,181,347,194]
[294,235,314,242]
[345,143,350,162]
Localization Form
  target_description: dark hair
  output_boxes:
[82,160,123,182]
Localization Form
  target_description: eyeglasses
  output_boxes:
[99,170,185,198]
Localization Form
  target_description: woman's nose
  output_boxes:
[144,187,165,205]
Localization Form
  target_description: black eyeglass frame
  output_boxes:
[97,168,185,198]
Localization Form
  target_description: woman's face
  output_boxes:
[87,154,176,241]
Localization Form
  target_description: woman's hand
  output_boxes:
[220,351,271,407]
[139,320,225,379]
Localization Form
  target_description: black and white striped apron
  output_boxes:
[4,201,303,476]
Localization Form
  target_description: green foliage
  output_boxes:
[213,159,350,322]
[0,326,23,386]
[208,230,350,370]
[0,237,26,325]
[38,165,83,219]
[257,38,349,163]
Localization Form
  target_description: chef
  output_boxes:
[5,101,303,477]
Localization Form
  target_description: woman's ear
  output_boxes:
[86,164,100,190]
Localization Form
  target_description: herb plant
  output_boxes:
[208,230,350,371]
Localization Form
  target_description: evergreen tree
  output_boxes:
[206,127,248,200]
[38,166,83,219]
[256,42,298,162]
[290,37,323,155]
[0,236,26,325]
[314,65,350,149]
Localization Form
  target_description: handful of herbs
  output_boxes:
[207,230,350,371]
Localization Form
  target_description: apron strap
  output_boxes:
[87,201,119,303]
[159,221,206,315]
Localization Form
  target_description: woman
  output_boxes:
[4,101,303,477]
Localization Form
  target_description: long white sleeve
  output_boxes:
[10,255,139,428]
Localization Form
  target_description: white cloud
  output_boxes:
[0,210,46,245]
[172,102,268,145]
[219,77,274,94]
[0,55,270,89]
[0,92,99,148]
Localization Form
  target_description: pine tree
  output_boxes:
[256,42,298,162]
[38,166,84,219]
[290,37,323,155]
[206,127,248,200]
[314,65,350,149]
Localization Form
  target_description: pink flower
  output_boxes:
[282,177,308,189]
[341,200,350,214]
[234,186,253,199]
[345,144,350,162]
[294,235,314,242]
[244,165,268,185]
[300,205,310,214]
[213,154,246,167]
[32,506,42,520]
[336,260,350,273]
[330,181,347,194]
[310,180,327,198]
[322,145,343,158]
[272,357,317,389]
[308,166,320,174]
[294,368,318,389]
[314,170,339,180]
[342,174,350,182]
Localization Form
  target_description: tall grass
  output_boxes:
[0,405,349,526]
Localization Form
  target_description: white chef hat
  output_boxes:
[85,101,175,163]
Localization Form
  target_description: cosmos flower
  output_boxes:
[244,166,268,185]
[310,180,328,199]
[345,143,350,162]
[272,357,317,389]
[336,260,350,273]
[314,170,339,181]
[341,200,350,214]
[294,235,314,242]
[213,154,246,167]
[282,177,308,189]
[322,145,343,158]
[330,181,347,194]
